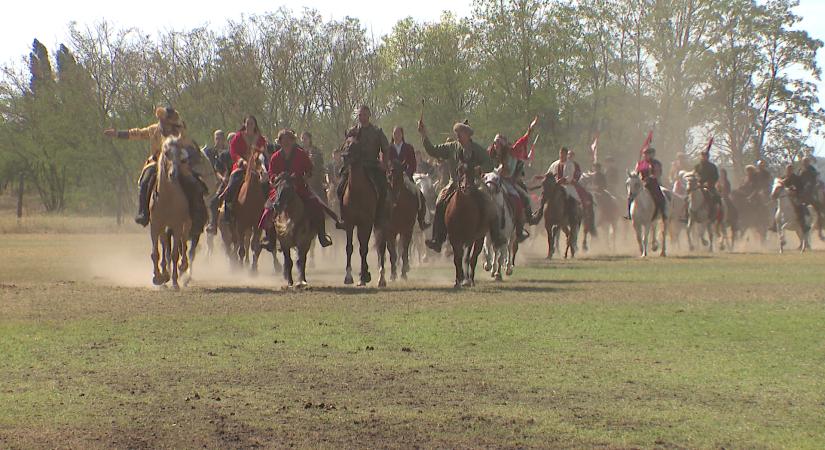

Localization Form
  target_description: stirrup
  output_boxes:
[318,233,333,247]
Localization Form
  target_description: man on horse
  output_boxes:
[103,106,205,231]
[799,156,821,207]
[417,120,504,252]
[263,129,343,249]
[567,150,597,236]
[776,163,810,232]
[691,148,721,220]
[387,126,429,230]
[626,147,666,220]
[487,120,537,242]
[221,116,268,224]
[336,105,391,225]
[531,146,580,224]
[755,160,774,196]
[203,130,232,234]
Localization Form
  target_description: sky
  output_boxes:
[1,0,824,154]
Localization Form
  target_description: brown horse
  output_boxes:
[539,176,581,259]
[340,139,378,286]
[376,160,419,286]
[226,154,267,272]
[149,137,191,289]
[446,163,490,288]
[266,175,316,288]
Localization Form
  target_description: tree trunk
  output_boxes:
[16,173,24,219]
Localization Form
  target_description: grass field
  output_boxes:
[0,232,824,449]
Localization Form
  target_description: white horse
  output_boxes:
[626,172,670,257]
[771,179,812,253]
[482,171,516,281]
[413,173,437,264]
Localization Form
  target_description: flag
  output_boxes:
[527,132,540,161]
[639,130,653,158]
[703,136,714,155]
[590,135,599,163]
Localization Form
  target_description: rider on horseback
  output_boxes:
[799,156,821,206]
[386,126,430,230]
[532,146,582,223]
[220,115,268,225]
[567,150,597,236]
[336,105,391,226]
[487,119,537,242]
[417,120,505,252]
[262,129,344,249]
[103,106,206,232]
[203,130,232,234]
[690,149,721,221]
[626,147,666,220]
[777,163,810,232]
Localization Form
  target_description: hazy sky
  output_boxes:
[2,0,823,153]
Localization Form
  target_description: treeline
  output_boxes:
[0,0,822,215]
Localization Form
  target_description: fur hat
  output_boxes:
[155,106,182,126]
[277,128,297,143]
[453,122,473,136]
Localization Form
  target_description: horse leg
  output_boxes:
[400,232,411,280]
[483,237,493,272]
[636,224,646,257]
[358,226,372,286]
[151,229,163,285]
[297,244,310,287]
[344,227,354,285]
[686,221,695,252]
[179,235,189,286]
[469,238,484,286]
[377,237,387,288]
[506,240,516,276]
[390,235,400,281]
[282,248,294,287]
[660,219,667,257]
[160,231,171,283]
[461,244,473,287]
[170,236,180,290]
[250,228,262,275]
[452,243,464,288]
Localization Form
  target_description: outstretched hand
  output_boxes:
[103,128,116,138]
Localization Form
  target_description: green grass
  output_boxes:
[0,234,823,448]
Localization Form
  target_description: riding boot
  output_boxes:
[425,199,448,252]
[221,170,244,224]
[316,219,333,247]
[207,193,221,234]
[261,227,277,252]
[135,164,156,226]
[418,191,430,230]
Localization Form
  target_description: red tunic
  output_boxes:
[382,142,417,176]
[267,147,322,221]
[230,131,267,171]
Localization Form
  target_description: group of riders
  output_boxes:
[104,105,824,257]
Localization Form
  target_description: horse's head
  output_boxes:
[482,171,502,198]
[160,136,184,181]
[340,134,363,167]
[387,159,407,190]
[625,170,642,196]
[458,162,478,191]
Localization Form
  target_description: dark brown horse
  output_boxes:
[446,163,489,288]
[539,176,581,259]
[268,175,315,288]
[340,138,378,286]
[376,160,419,286]
[225,154,267,272]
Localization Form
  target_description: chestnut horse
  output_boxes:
[149,137,191,289]
[446,163,490,288]
[340,138,378,286]
[268,175,315,288]
[376,160,419,286]
[539,176,581,259]
[226,154,267,272]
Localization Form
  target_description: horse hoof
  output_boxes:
[171,283,180,291]
[344,275,354,285]
[357,281,367,287]
[362,272,372,284]
[152,276,163,286]
[494,274,503,282]
[505,267,514,276]
[401,273,407,280]
[453,282,462,289]
[483,263,492,271]
[390,273,397,282]
[378,279,387,288]
[461,279,472,287]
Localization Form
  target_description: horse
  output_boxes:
[579,173,620,252]
[481,171,516,281]
[730,189,771,247]
[149,137,191,289]
[771,179,812,253]
[626,172,669,257]
[445,163,491,288]
[223,153,268,272]
[539,176,581,260]
[376,160,419,287]
[412,172,437,264]
[684,175,726,252]
[266,175,316,288]
[340,138,378,286]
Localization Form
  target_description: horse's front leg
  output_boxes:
[151,230,163,285]
[358,226,372,286]
[250,228,262,274]
[469,238,484,286]
[388,235,399,282]
[400,232,412,280]
[282,248,294,287]
[344,227,354,285]
[546,227,554,260]
[171,237,180,290]
[377,237,387,288]
[660,219,668,257]
[635,224,646,257]
[297,244,310,287]
[452,243,464,288]
[461,243,473,287]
